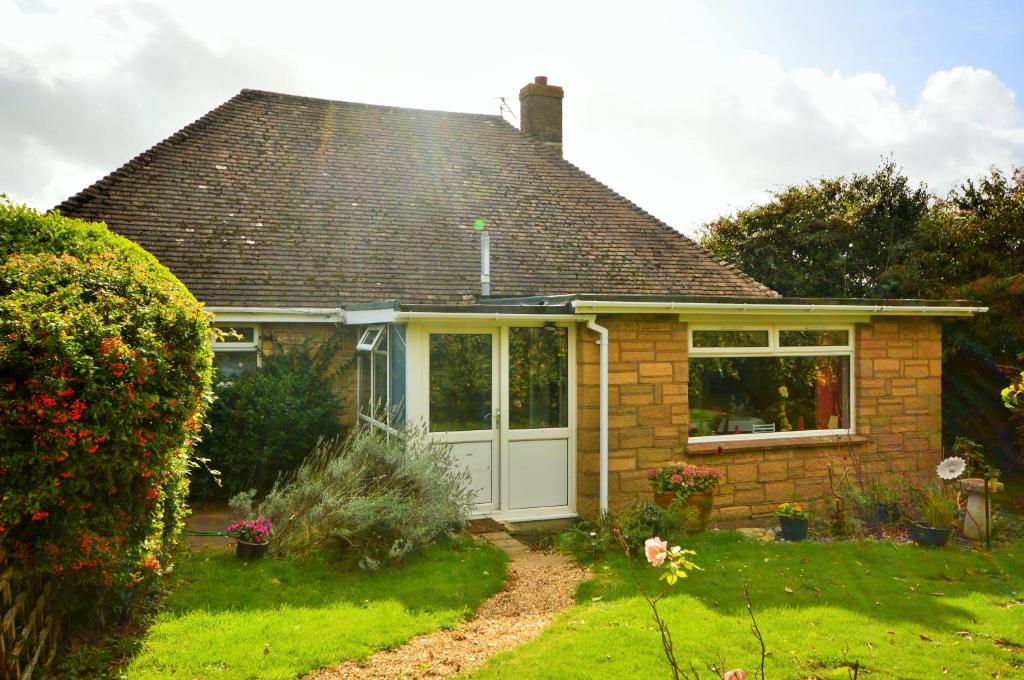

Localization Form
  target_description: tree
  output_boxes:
[699,159,931,299]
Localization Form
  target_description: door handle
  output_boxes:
[494,408,501,426]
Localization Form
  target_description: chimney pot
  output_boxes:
[519,75,564,157]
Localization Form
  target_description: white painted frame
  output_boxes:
[688,323,856,443]
[211,322,262,368]
[405,319,577,521]
[356,324,395,435]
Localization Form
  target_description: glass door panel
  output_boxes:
[508,326,568,429]
[429,333,493,432]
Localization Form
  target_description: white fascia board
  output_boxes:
[570,300,988,318]
[345,309,580,325]
[206,306,344,323]
[395,312,579,322]
[344,307,400,325]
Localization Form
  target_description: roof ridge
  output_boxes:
[54,92,249,215]
[238,88,505,120]
[494,118,778,297]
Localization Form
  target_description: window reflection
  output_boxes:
[429,333,492,432]
[509,326,568,429]
[689,356,850,437]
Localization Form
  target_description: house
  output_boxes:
[57,77,985,524]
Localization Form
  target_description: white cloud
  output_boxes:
[1,0,1023,234]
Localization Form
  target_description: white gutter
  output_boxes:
[585,317,610,516]
[396,312,580,321]
[206,306,344,323]
[571,300,988,317]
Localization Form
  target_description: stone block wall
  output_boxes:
[577,315,690,516]
[260,322,359,426]
[576,315,944,523]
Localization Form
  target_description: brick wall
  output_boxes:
[259,323,359,426]
[577,315,690,516]
[576,316,944,523]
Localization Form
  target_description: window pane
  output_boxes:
[689,355,850,437]
[509,326,568,429]
[692,330,769,348]
[389,325,407,427]
[372,351,388,417]
[216,326,255,344]
[213,351,257,378]
[358,352,371,416]
[779,330,849,347]
[429,334,492,432]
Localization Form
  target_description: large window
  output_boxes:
[357,324,406,432]
[212,324,260,379]
[688,326,853,440]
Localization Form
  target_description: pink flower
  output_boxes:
[646,468,659,479]
[670,473,683,484]
[644,537,668,567]
[723,671,746,680]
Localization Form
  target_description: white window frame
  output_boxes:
[357,325,395,434]
[688,324,855,443]
[211,323,261,368]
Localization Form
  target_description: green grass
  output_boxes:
[472,533,1024,679]
[126,538,507,679]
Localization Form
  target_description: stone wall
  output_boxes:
[260,322,359,426]
[577,315,690,517]
[576,316,944,523]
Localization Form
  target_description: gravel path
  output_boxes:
[307,542,588,679]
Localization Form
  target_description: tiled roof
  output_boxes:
[57,89,776,307]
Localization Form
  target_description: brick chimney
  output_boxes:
[519,75,564,156]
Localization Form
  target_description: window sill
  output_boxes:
[687,433,870,455]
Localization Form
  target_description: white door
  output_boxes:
[500,325,574,515]
[426,328,500,514]
[421,323,575,519]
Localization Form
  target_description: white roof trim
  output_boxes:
[570,300,988,317]
[206,306,344,323]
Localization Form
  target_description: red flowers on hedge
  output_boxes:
[0,201,213,597]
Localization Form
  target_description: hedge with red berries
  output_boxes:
[0,200,213,600]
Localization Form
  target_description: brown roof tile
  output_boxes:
[57,89,776,306]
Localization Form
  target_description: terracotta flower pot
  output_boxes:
[653,491,714,534]
[653,491,677,509]
[235,540,270,560]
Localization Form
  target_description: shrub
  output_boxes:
[556,500,689,562]
[192,337,345,498]
[0,200,212,600]
[258,427,473,567]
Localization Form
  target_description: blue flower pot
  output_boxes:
[779,516,808,542]
[235,540,269,560]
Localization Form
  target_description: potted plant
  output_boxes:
[866,481,902,526]
[909,455,965,547]
[648,464,724,533]
[776,502,809,541]
[227,518,273,560]
[909,486,956,547]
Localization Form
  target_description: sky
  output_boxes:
[2,0,1024,235]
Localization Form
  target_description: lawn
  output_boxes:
[472,533,1024,679]
[126,537,507,679]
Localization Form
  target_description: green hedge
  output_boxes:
[0,200,212,598]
